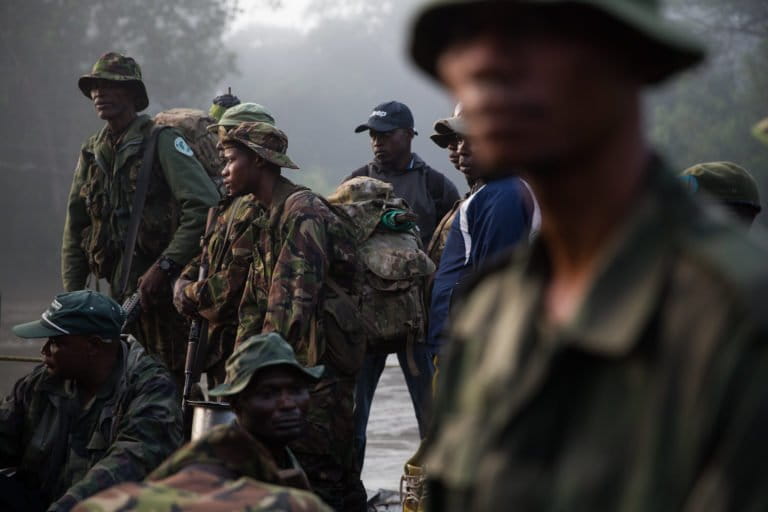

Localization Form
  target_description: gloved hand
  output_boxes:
[138,263,171,307]
[173,278,199,316]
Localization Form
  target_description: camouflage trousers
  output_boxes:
[128,296,190,389]
[290,372,367,512]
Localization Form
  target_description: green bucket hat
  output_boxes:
[409,0,706,83]
[12,290,125,340]
[207,102,277,133]
[209,333,324,397]
[78,52,149,111]
[680,161,761,211]
[752,117,768,147]
[221,121,299,169]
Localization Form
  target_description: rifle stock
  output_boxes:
[181,206,218,435]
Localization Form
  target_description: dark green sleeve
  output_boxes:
[50,371,183,509]
[61,153,91,291]
[0,373,31,467]
[156,129,220,266]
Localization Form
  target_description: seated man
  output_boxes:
[147,333,323,491]
[0,290,183,512]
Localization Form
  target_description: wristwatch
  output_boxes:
[157,256,182,279]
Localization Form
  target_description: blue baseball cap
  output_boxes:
[355,101,418,134]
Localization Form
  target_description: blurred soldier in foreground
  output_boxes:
[173,103,277,386]
[0,291,182,512]
[410,0,768,510]
[231,122,366,511]
[346,101,459,474]
[681,161,762,226]
[61,53,220,385]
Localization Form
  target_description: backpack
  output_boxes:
[153,108,223,183]
[325,177,435,363]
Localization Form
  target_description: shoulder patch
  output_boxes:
[174,136,195,157]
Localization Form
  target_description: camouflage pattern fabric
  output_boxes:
[222,122,299,169]
[179,195,266,371]
[424,160,768,511]
[61,114,220,371]
[73,468,333,512]
[77,52,149,111]
[0,337,182,511]
[154,108,224,181]
[235,176,365,510]
[149,423,307,489]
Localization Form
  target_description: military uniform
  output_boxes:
[0,337,182,511]
[61,53,220,374]
[73,468,332,512]
[424,162,768,511]
[228,123,365,511]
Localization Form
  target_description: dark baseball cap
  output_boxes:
[355,101,418,134]
[12,290,125,340]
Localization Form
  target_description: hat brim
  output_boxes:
[430,133,454,148]
[209,361,325,397]
[224,136,300,170]
[410,0,706,84]
[12,320,63,339]
[78,76,150,112]
[355,120,401,133]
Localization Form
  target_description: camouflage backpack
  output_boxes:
[326,177,435,360]
[154,108,223,184]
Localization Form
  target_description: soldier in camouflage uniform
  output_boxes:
[0,291,182,512]
[73,470,332,512]
[409,0,768,510]
[173,104,277,386]
[228,122,366,511]
[61,53,220,385]
[680,161,762,226]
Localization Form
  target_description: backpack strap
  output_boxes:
[115,125,169,299]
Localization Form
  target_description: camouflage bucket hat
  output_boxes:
[409,0,706,83]
[207,102,277,133]
[221,121,299,169]
[78,52,149,111]
[12,290,125,340]
[680,161,761,211]
[752,117,768,147]
[209,333,324,397]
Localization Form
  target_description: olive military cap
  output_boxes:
[78,52,149,111]
[409,0,705,83]
[207,102,277,132]
[430,104,465,148]
[681,161,761,211]
[209,333,324,397]
[221,121,299,169]
[13,290,125,340]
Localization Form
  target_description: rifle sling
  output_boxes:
[115,126,168,298]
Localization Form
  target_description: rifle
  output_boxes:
[181,206,219,434]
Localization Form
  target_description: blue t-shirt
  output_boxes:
[427,176,534,349]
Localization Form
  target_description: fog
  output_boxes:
[1,0,767,317]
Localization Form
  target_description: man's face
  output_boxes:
[457,136,475,177]
[436,15,639,176]
[89,79,137,121]
[233,366,311,445]
[41,334,95,379]
[446,136,461,171]
[222,145,258,197]
[369,128,412,168]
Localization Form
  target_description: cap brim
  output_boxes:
[410,0,705,84]
[430,133,452,148]
[208,362,325,397]
[354,120,402,133]
[78,76,149,112]
[12,320,62,339]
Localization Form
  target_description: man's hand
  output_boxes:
[173,278,199,316]
[138,264,171,307]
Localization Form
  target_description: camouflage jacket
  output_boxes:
[149,422,307,489]
[179,195,266,368]
[236,176,360,371]
[73,468,332,512]
[0,337,183,511]
[425,160,768,511]
[62,114,220,299]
